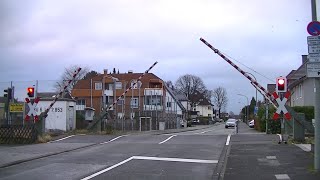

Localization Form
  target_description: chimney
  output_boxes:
[302,55,308,64]
[104,69,108,74]
[128,70,133,74]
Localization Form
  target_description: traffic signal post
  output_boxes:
[3,88,13,124]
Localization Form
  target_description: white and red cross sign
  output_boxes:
[25,97,40,121]
[272,91,291,120]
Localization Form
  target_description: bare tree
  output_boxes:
[175,74,209,114]
[229,111,235,118]
[212,87,228,118]
[175,74,207,98]
[54,65,89,93]
[165,80,174,89]
[83,70,100,80]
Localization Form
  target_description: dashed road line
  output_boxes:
[100,135,128,145]
[275,174,290,180]
[226,134,231,145]
[47,135,75,143]
[159,135,176,144]
[266,156,277,160]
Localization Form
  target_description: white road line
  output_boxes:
[226,134,231,145]
[132,156,218,164]
[194,129,214,134]
[159,135,176,144]
[81,157,134,180]
[100,135,128,145]
[266,156,277,160]
[275,174,290,180]
[47,135,75,143]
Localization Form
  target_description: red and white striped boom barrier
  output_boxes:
[251,82,277,108]
[43,67,82,118]
[200,38,274,100]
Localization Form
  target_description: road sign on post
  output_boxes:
[25,97,40,121]
[272,91,291,120]
[307,21,320,36]
[307,62,320,78]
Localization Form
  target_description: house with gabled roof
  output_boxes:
[286,55,314,107]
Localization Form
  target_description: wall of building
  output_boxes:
[195,105,212,117]
[290,78,315,107]
[35,100,76,131]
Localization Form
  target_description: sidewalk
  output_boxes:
[0,124,213,168]
[223,122,320,180]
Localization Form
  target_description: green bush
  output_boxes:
[292,106,314,121]
[256,105,280,134]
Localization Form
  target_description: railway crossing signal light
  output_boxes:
[27,87,35,98]
[4,88,12,100]
[276,77,287,93]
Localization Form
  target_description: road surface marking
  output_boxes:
[47,135,75,143]
[100,135,128,145]
[275,174,290,180]
[81,157,134,180]
[132,156,218,163]
[194,129,214,134]
[295,144,311,152]
[266,156,277,160]
[226,134,231,145]
[159,135,176,144]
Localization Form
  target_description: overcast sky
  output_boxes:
[0,0,313,114]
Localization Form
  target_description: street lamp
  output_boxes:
[245,72,258,116]
[237,94,249,123]
[238,102,246,122]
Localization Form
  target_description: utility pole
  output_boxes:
[311,0,320,171]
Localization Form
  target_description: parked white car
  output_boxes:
[249,120,255,128]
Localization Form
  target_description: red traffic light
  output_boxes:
[276,77,287,92]
[27,87,35,97]
[278,79,285,85]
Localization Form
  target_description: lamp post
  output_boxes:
[245,72,258,116]
[238,102,246,122]
[237,94,249,123]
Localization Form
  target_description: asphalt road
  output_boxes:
[0,123,233,180]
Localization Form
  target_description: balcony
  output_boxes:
[143,105,163,111]
[144,88,163,96]
[104,90,113,96]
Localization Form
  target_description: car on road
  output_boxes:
[249,120,255,128]
[225,119,237,128]
[192,119,200,124]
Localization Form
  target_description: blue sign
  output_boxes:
[254,106,258,115]
[307,21,320,36]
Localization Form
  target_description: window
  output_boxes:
[76,99,85,106]
[95,82,102,90]
[299,84,302,98]
[146,96,162,105]
[167,102,171,107]
[105,96,114,104]
[115,82,122,89]
[131,98,139,108]
[118,98,124,105]
[131,80,138,89]
[208,106,211,110]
